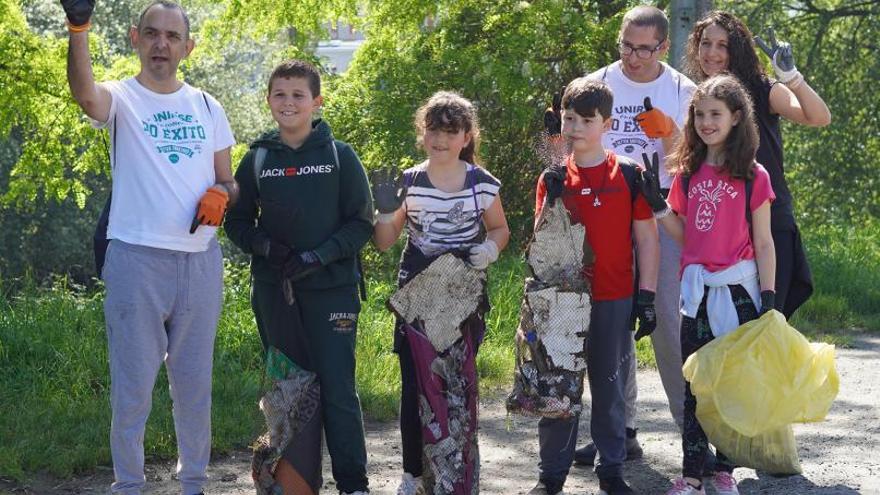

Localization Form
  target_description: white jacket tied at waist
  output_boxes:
[680,259,762,338]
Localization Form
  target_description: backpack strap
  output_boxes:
[616,156,640,204]
[201,91,213,117]
[252,147,268,194]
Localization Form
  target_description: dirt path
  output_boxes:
[5,335,878,495]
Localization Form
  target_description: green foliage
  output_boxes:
[791,216,880,332]
[325,0,625,237]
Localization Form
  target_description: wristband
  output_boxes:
[783,71,805,90]
[653,206,672,219]
[67,20,92,33]
[375,211,395,224]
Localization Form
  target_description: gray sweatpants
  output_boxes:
[102,239,223,495]
[539,298,632,483]
[623,223,685,431]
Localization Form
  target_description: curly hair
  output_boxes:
[683,10,767,92]
[414,91,481,164]
[669,74,759,181]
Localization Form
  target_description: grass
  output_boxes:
[789,217,880,340]
[1,221,877,480]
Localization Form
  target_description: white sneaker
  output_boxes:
[711,471,740,495]
[396,472,425,495]
[665,478,705,495]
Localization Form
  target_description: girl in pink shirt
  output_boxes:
[638,74,776,495]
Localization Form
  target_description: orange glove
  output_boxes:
[634,97,675,138]
[189,187,229,233]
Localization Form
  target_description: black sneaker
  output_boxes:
[528,479,564,495]
[573,428,644,466]
[598,476,636,495]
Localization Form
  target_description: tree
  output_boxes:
[323,0,626,237]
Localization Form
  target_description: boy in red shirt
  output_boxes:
[530,78,659,495]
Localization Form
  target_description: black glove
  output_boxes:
[543,90,562,136]
[282,250,322,281]
[251,234,291,266]
[542,165,565,204]
[60,0,95,27]
[759,290,776,315]
[369,167,406,214]
[638,152,669,213]
[634,289,657,341]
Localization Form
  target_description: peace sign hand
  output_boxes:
[754,28,800,83]
[369,167,406,214]
[637,152,668,213]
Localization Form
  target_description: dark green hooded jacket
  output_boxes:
[225,120,373,290]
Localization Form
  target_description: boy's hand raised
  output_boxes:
[60,0,95,28]
[635,97,674,138]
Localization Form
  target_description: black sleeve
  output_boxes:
[313,142,374,264]
[223,149,264,254]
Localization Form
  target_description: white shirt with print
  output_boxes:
[587,61,696,189]
[95,78,235,252]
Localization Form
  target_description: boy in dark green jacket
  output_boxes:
[225,60,373,495]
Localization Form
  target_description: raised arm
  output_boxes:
[62,1,112,122]
[768,81,831,127]
[370,167,408,252]
[755,28,831,127]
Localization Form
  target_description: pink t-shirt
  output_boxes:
[668,163,775,273]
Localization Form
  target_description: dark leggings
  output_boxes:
[681,284,759,480]
[398,333,424,477]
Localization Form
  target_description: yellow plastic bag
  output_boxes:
[682,310,839,473]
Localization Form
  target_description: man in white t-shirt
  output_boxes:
[575,5,697,470]
[62,1,236,493]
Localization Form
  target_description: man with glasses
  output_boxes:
[575,5,697,479]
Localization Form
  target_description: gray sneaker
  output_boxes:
[528,480,564,495]
[573,428,644,466]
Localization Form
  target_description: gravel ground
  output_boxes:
[4,334,877,495]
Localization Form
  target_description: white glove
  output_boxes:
[468,240,499,270]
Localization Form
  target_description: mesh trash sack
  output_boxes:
[507,199,593,419]
[252,346,322,495]
[389,253,486,495]
[682,310,839,473]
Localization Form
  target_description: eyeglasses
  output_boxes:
[618,40,665,59]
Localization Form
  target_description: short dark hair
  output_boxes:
[267,60,322,97]
[137,1,190,39]
[620,5,669,43]
[561,77,613,120]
